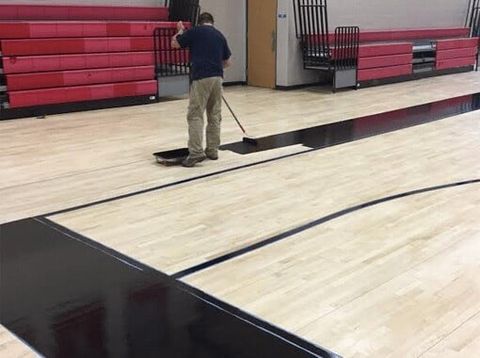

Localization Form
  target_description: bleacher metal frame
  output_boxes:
[154,0,200,97]
[466,0,480,70]
[293,0,360,91]
[154,27,191,78]
[166,0,200,26]
[155,0,200,79]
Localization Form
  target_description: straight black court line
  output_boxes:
[220,92,480,154]
[173,179,480,279]
[0,217,340,358]
[42,148,316,217]
[42,91,480,219]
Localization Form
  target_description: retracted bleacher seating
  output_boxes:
[293,0,480,91]
[0,2,197,119]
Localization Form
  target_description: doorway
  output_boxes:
[247,0,277,88]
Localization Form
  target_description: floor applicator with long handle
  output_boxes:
[222,95,258,145]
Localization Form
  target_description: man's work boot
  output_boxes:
[182,155,206,168]
[205,149,219,160]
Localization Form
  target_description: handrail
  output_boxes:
[154,27,191,78]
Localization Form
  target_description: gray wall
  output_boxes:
[200,0,247,83]
[277,0,471,86]
[329,0,470,29]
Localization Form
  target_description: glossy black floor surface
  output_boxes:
[0,219,337,358]
[220,93,480,154]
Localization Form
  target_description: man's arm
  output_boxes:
[223,57,233,69]
[171,34,181,49]
[171,21,186,49]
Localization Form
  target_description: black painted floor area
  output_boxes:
[0,219,337,358]
[220,93,480,154]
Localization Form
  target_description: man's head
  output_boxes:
[198,12,214,25]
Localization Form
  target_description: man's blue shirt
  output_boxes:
[177,25,232,81]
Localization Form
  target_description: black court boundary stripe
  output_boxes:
[41,92,480,218]
[42,147,316,218]
[172,179,480,279]
[35,217,341,358]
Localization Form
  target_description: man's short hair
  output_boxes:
[198,12,214,25]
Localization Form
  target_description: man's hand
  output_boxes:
[177,21,185,33]
[172,22,185,49]
[223,57,233,69]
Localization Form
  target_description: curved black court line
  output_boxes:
[0,217,340,358]
[173,178,480,279]
[42,91,480,218]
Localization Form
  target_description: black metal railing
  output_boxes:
[154,0,200,78]
[294,0,331,69]
[0,49,6,111]
[293,0,359,90]
[333,26,360,71]
[466,0,480,36]
[154,27,191,77]
[167,0,200,25]
[466,0,480,70]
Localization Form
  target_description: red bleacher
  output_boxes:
[358,64,413,81]
[0,5,169,21]
[1,37,155,56]
[0,4,190,110]
[357,27,470,42]
[312,27,478,83]
[8,81,158,108]
[357,43,413,81]
[321,28,470,48]
[0,21,177,39]
[6,66,156,91]
[357,28,476,83]
[3,52,155,74]
[358,54,413,70]
[436,38,478,71]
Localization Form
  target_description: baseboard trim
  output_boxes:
[223,81,247,87]
[275,82,326,91]
[0,95,157,121]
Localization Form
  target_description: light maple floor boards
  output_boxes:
[185,185,480,358]
[3,72,480,358]
[48,108,480,357]
[422,312,480,357]
[0,326,37,358]
[1,71,480,223]
[51,111,480,274]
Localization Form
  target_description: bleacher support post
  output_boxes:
[333,26,360,92]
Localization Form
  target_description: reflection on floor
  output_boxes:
[0,218,338,358]
[221,93,480,154]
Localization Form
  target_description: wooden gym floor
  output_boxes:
[1,71,480,357]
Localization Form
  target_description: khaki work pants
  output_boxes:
[187,77,223,158]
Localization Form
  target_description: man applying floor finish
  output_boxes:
[172,12,232,167]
